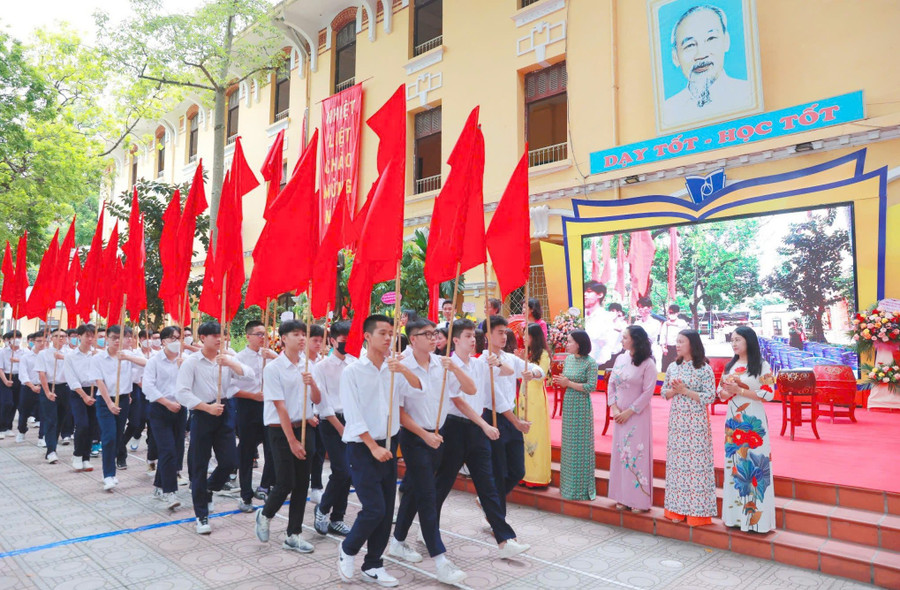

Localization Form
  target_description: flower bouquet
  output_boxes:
[548,308,584,351]
[860,362,900,395]
[850,305,900,354]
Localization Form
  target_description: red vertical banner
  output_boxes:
[320,83,363,238]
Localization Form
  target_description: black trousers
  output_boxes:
[149,403,187,493]
[188,404,237,519]
[69,390,98,462]
[262,425,315,535]
[661,345,678,372]
[310,424,326,489]
[0,374,21,431]
[119,384,143,463]
[17,384,41,435]
[435,416,516,544]
[394,427,446,557]
[482,409,525,514]
[318,415,351,522]
[235,398,275,503]
[342,439,398,571]
[39,384,71,456]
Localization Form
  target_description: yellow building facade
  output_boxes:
[104,0,900,320]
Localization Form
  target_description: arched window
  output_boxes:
[334,21,356,93]
[273,62,291,121]
[414,0,442,56]
[187,106,199,163]
[227,87,240,143]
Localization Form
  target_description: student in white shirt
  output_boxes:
[254,320,322,553]
[175,321,253,535]
[306,323,327,504]
[92,325,147,491]
[337,315,423,587]
[0,330,23,438]
[388,318,474,585]
[143,325,187,511]
[660,304,689,371]
[434,319,530,559]
[15,332,42,443]
[121,329,155,468]
[35,328,70,463]
[64,324,100,473]
[312,321,356,537]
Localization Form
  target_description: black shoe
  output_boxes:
[116,460,127,470]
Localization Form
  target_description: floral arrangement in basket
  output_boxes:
[850,305,900,354]
[548,308,585,351]
[860,362,900,395]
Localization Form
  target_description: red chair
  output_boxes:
[708,357,730,415]
[777,369,820,441]
[813,365,858,423]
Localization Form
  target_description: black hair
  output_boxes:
[309,324,325,339]
[363,314,392,334]
[107,325,132,337]
[488,315,508,330]
[526,323,551,363]
[27,332,39,340]
[183,327,192,334]
[398,334,409,351]
[626,325,653,366]
[279,320,307,336]
[138,329,148,339]
[474,329,485,355]
[503,328,518,354]
[76,324,96,336]
[449,318,475,349]
[527,298,543,321]
[11,330,22,338]
[487,298,502,313]
[160,326,181,340]
[401,308,418,321]
[725,326,764,377]
[330,321,351,340]
[608,302,623,313]
[66,329,78,336]
[1,331,10,340]
[668,304,680,314]
[406,318,436,336]
[569,329,592,357]
[441,300,453,308]
[49,328,66,336]
[584,280,607,297]
[197,322,221,337]
[675,329,708,370]
[637,296,652,308]
[151,331,160,337]
[96,326,107,333]
[244,320,264,334]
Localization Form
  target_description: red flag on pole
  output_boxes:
[11,233,29,319]
[106,256,126,326]
[628,230,656,299]
[98,222,119,320]
[173,162,208,324]
[310,189,348,318]
[245,130,319,308]
[1,241,13,306]
[64,251,81,328]
[25,230,60,319]
[78,209,105,321]
[51,218,77,304]
[486,148,530,300]
[125,187,147,318]
[599,235,612,284]
[260,128,285,212]
[668,227,680,302]
[158,189,182,320]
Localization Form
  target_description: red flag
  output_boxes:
[590,238,600,281]
[310,189,348,318]
[52,218,76,301]
[599,235,612,284]
[173,162,208,324]
[260,129,285,212]
[1,241,13,306]
[125,188,147,317]
[245,131,319,308]
[628,230,656,299]
[197,247,218,317]
[427,284,440,323]
[424,107,484,287]
[78,209,105,320]
[64,251,81,328]
[98,222,119,320]
[25,230,60,319]
[106,256,126,325]
[668,227,680,302]
[11,233,29,319]
[486,148,530,300]
[158,189,183,320]
[615,235,626,300]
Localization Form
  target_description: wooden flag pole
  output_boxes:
[386,260,401,451]
[520,281,530,422]
[434,261,463,432]
[216,272,227,404]
[301,287,312,447]
[50,306,62,397]
[260,297,271,393]
[484,262,498,428]
[114,294,128,407]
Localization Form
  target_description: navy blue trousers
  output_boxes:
[69,390,97,462]
[342,439,398,571]
[318,416,351,522]
[96,394,130,478]
[149,403,187,493]
[38,384,71,456]
[235,397,275,503]
[482,409,526,514]
[188,404,237,519]
[394,427,446,557]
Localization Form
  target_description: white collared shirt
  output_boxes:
[340,353,424,443]
[131,347,156,384]
[65,348,99,393]
[313,352,357,418]
[485,350,544,414]
[143,351,182,403]
[446,352,489,420]
[175,350,253,410]
[18,349,37,386]
[35,345,68,384]
[91,350,137,396]
[263,352,317,426]
[399,351,459,430]
[0,346,22,375]
[230,346,270,397]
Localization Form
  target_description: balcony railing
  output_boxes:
[226,134,237,146]
[415,174,442,194]
[528,142,567,167]
[274,109,289,122]
[335,77,356,93]
[520,0,541,7]
[188,154,198,164]
[414,35,443,57]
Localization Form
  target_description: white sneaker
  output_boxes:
[196,517,211,535]
[46,452,58,464]
[61,436,72,445]
[0,431,6,440]
[103,477,116,491]
[309,487,323,504]
[436,558,467,585]
[177,473,189,486]
[113,476,119,485]
[388,538,423,563]
[337,544,355,582]
[130,436,140,451]
[283,534,314,553]
[164,493,181,511]
[15,433,25,443]
[72,457,84,471]
[37,438,46,448]
[255,509,270,542]
[152,487,164,500]
[498,539,530,559]
[27,417,36,425]
[82,461,93,472]
[361,567,399,587]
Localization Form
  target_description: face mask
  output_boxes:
[184,336,193,345]
[150,339,161,349]
[140,339,150,349]
[28,342,34,350]
[669,314,678,321]
[97,338,106,348]
[69,337,78,347]
[335,341,347,355]
[12,339,21,347]
[166,341,182,354]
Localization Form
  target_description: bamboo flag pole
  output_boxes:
[179,288,188,355]
[484,262,497,428]
[301,286,312,447]
[386,260,401,451]
[260,297,271,393]
[216,272,227,404]
[114,294,128,407]
[520,281,530,422]
[434,261,463,432]
[50,306,62,397]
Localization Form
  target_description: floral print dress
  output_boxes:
[607,352,658,510]
[662,361,717,519]
[560,354,597,500]
[720,360,777,533]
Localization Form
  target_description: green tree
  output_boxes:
[764,209,853,342]
[96,0,289,232]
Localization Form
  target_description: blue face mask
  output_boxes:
[28,342,34,350]
[97,338,106,348]
[69,337,78,347]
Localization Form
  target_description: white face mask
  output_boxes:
[12,339,21,347]
[166,341,182,354]
[183,336,193,345]
[140,340,150,349]
[150,339,161,349]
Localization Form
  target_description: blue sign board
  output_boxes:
[589,91,865,174]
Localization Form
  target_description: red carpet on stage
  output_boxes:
[548,394,900,494]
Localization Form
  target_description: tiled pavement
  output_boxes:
[0,436,877,589]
